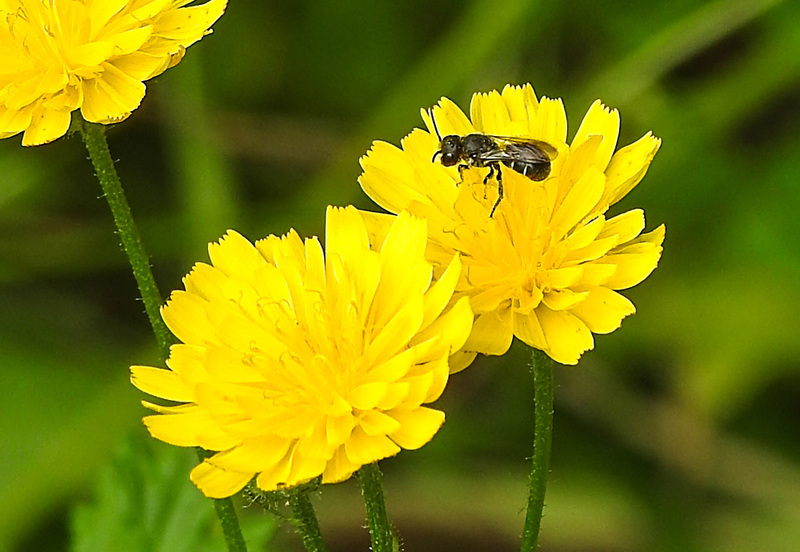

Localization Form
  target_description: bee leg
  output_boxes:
[454,164,470,186]
[483,163,495,185]
[489,168,503,217]
[479,164,495,201]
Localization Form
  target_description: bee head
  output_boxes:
[428,107,462,166]
[433,135,462,166]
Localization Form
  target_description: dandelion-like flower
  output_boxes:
[131,206,472,498]
[359,84,665,366]
[0,0,227,146]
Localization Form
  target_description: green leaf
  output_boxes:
[70,433,277,552]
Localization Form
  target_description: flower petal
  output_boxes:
[542,288,588,311]
[465,309,514,356]
[190,461,252,499]
[387,407,445,449]
[358,410,401,437]
[208,230,266,282]
[513,311,548,351]
[605,225,665,289]
[209,436,292,473]
[420,253,462,330]
[428,96,475,136]
[0,104,33,139]
[142,406,240,450]
[359,140,434,214]
[550,166,605,235]
[371,212,430,326]
[537,306,594,365]
[603,132,661,207]
[501,83,540,136]
[471,89,511,134]
[322,446,360,484]
[531,96,567,144]
[599,209,645,243]
[569,286,636,334]
[413,296,473,361]
[150,0,228,46]
[344,427,400,465]
[21,104,71,146]
[161,291,213,345]
[448,350,478,374]
[572,100,620,171]
[80,62,145,122]
[130,365,193,402]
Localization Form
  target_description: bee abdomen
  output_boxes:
[505,160,551,181]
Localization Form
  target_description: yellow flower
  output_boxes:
[0,0,226,146]
[131,206,472,498]
[359,84,665,366]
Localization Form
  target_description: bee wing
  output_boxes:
[471,145,518,163]
[484,135,559,160]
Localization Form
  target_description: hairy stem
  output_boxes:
[79,120,172,360]
[520,348,554,551]
[359,463,398,552]
[288,487,328,552]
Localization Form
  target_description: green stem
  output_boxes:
[78,120,172,361]
[212,495,249,552]
[288,487,328,552]
[521,348,554,552]
[358,463,397,552]
[80,121,248,552]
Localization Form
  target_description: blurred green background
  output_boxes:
[2,0,799,550]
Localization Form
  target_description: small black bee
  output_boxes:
[429,111,558,216]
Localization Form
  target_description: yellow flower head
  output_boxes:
[0,0,227,146]
[359,84,665,366]
[131,206,472,498]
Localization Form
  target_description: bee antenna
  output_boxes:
[428,107,443,141]
[428,107,445,163]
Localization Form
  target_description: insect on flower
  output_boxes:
[429,109,559,216]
